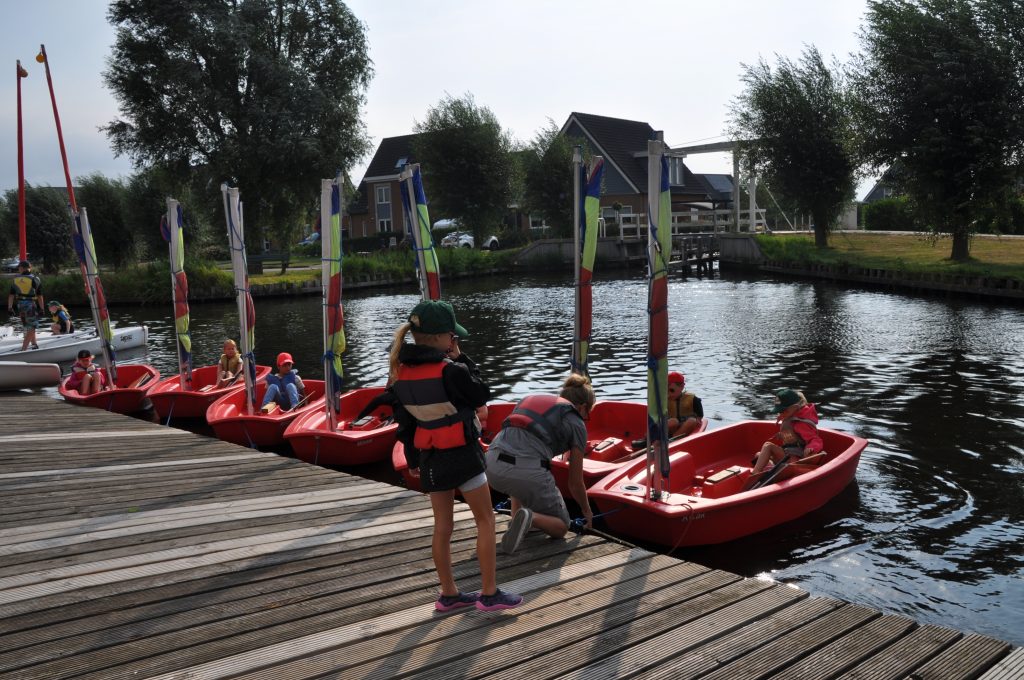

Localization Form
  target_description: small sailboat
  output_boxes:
[148,199,270,422]
[207,186,324,447]
[0,361,62,390]
[285,175,398,465]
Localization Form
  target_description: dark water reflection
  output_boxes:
[50,270,1024,646]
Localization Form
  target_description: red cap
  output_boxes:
[668,371,685,384]
[276,352,294,367]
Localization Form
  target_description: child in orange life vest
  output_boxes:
[389,299,522,612]
[667,371,703,437]
[66,349,106,395]
[751,388,824,474]
[216,339,242,388]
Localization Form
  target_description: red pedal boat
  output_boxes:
[207,379,326,447]
[588,420,867,547]
[58,363,160,413]
[148,364,271,421]
[284,386,399,466]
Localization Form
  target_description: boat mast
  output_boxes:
[165,199,193,391]
[16,60,28,261]
[221,185,256,415]
[571,147,583,375]
[320,175,346,431]
[400,164,441,301]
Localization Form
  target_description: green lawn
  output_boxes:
[756,232,1024,282]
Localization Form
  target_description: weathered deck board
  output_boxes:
[0,392,1017,679]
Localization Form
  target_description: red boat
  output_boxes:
[284,386,399,466]
[393,402,516,492]
[588,420,867,547]
[148,364,271,421]
[58,363,160,413]
[549,401,708,497]
[207,379,326,447]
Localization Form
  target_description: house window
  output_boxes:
[376,185,392,232]
[668,157,686,186]
[529,215,547,228]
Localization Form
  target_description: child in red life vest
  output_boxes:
[389,300,522,612]
[751,388,824,474]
[66,349,106,395]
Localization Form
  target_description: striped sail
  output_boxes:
[646,140,672,494]
[321,177,346,429]
[400,164,441,300]
[162,199,192,390]
[72,207,116,382]
[221,185,257,413]
[572,153,605,377]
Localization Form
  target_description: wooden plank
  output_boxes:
[979,648,1024,680]
[911,634,1012,680]
[768,614,916,680]
[0,453,277,480]
[137,550,657,680]
[0,429,178,443]
[841,624,961,679]
[626,597,845,680]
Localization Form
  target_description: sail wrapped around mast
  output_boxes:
[399,164,441,300]
[321,177,346,426]
[221,185,257,412]
[572,154,604,377]
[646,140,672,486]
[161,200,192,390]
[72,207,117,382]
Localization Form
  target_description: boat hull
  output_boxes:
[0,325,148,363]
[588,420,866,547]
[58,363,161,413]
[285,386,399,466]
[207,379,326,447]
[0,361,62,390]
[148,364,271,420]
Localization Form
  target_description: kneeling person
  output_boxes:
[485,373,595,554]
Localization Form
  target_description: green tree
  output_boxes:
[0,185,72,273]
[412,93,515,244]
[123,166,215,262]
[730,46,856,248]
[76,173,135,269]
[103,0,373,260]
[853,0,1023,261]
[521,119,580,237]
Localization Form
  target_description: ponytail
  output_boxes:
[388,322,414,383]
[559,372,596,409]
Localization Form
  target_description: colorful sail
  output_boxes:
[400,164,442,300]
[221,185,257,413]
[161,199,192,390]
[321,176,347,429]
[646,140,672,495]
[572,152,605,377]
[72,207,117,382]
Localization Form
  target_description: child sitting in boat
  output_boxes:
[751,388,824,474]
[47,301,74,335]
[216,339,241,388]
[261,352,305,413]
[66,349,106,395]
[667,371,703,437]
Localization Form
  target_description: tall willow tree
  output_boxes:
[103,0,373,254]
[730,46,856,248]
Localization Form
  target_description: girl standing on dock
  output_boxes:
[389,300,522,612]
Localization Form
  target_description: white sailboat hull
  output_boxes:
[0,361,62,390]
[0,325,149,363]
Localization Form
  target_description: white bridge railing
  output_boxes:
[613,208,768,239]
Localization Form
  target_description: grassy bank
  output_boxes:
[44,247,517,306]
[756,232,1024,282]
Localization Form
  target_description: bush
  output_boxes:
[863,197,918,231]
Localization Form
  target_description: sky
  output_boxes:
[0,0,877,200]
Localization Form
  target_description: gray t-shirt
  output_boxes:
[489,410,588,462]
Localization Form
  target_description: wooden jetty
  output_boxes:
[0,392,1020,679]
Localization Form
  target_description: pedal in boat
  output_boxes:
[285,386,399,466]
[587,420,867,547]
[148,364,272,421]
[0,360,62,390]
[58,363,161,413]
[207,379,326,447]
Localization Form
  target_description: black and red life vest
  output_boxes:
[393,359,476,451]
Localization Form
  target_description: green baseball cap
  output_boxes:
[409,300,468,338]
[773,388,801,413]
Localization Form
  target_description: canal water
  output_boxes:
[47,270,1024,646]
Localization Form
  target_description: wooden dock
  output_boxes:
[0,392,1020,679]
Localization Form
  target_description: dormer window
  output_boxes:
[395,156,408,170]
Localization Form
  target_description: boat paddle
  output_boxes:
[743,451,829,491]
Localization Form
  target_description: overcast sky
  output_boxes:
[0,0,876,200]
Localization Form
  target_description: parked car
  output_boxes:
[440,231,501,250]
[2,255,28,273]
[296,232,320,246]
